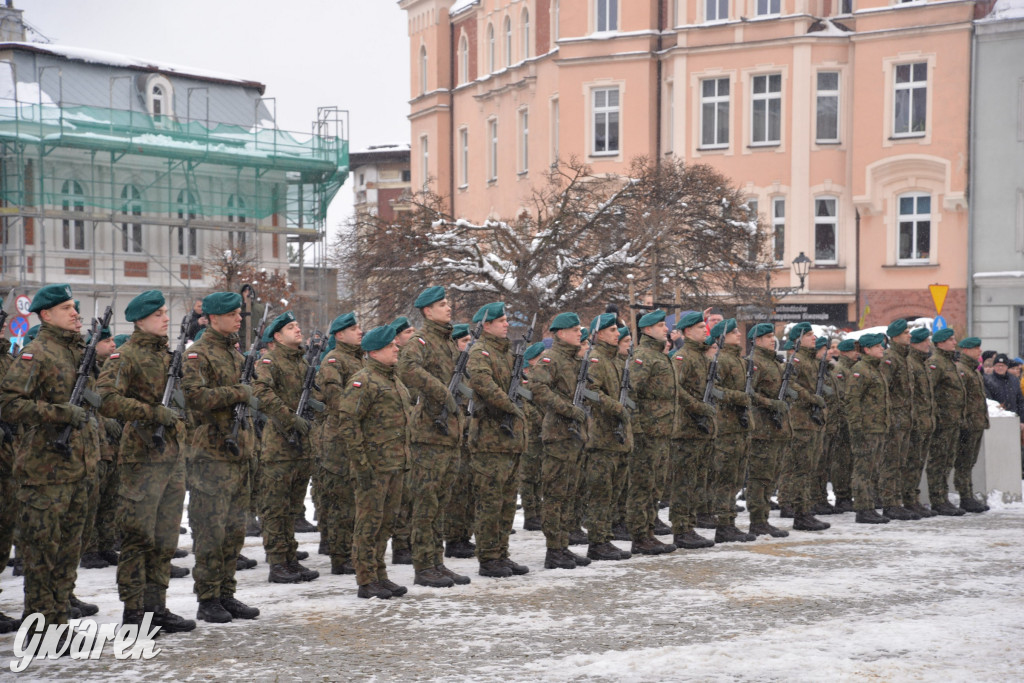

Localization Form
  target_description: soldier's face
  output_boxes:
[644,321,667,342]
[596,325,618,346]
[961,347,982,362]
[137,306,170,337]
[423,298,452,324]
[338,325,363,346]
[456,335,471,352]
[96,338,116,358]
[209,308,242,335]
[863,344,884,359]
[617,337,631,355]
[754,334,775,351]
[682,324,705,343]
[936,339,957,352]
[483,315,509,339]
[577,340,590,358]
[275,321,303,348]
[371,340,400,366]
[893,330,911,345]
[396,327,416,346]
[800,331,816,349]
[723,328,742,346]
[555,327,581,347]
[40,300,81,333]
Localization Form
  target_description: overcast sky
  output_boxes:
[17,0,412,234]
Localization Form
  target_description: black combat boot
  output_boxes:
[544,548,576,570]
[959,496,987,513]
[565,548,592,566]
[10,557,23,576]
[855,509,889,524]
[122,608,146,627]
[437,564,473,584]
[568,528,589,546]
[834,498,855,513]
[811,502,836,516]
[294,517,318,533]
[778,506,795,519]
[240,553,257,569]
[444,539,476,559]
[499,558,530,575]
[69,594,99,617]
[169,564,190,579]
[153,606,197,633]
[714,526,755,543]
[286,560,319,581]
[414,567,455,588]
[673,530,715,549]
[0,613,14,634]
[220,596,259,619]
[630,537,668,555]
[245,514,261,537]
[611,522,631,541]
[696,513,718,529]
[900,505,922,520]
[883,506,913,521]
[792,514,830,531]
[523,517,543,531]
[98,549,120,565]
[331,557,356,575]
[268,562,303,583]
[652,516,672,536]
[479,559,513,578]
[379,578,407,597]
[80,552,109,569]
[911,502,938,518]
[318,539,328,555]
[932,501,965,516]
[392,547,413,564]
[587,542,631,561]
[173,548,188,559]
[749,521,789,538]
[295,550,310,561]
[357,582,393,599]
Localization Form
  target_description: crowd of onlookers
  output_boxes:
[980,350,1024,429]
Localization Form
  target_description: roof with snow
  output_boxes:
[980,0,1024,21]
[450,0,480,17]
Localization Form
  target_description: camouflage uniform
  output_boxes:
[627,334,676,540]
[778,347,826,516]
[668,338,718,535]
[519,385,544,524]
[315,340,364,567]
[444,438,475,544]
[926,348,965,506]
[0,327,92,625]
[97,330,186,612]
[829,356,856,505]
[843,355,890,511]
[748,346,792,526]
[467,332,526,563]
[904,347,935,505]
[252,343,313,566]
[814,364,841,509]
[181,327,254,602]
[955,355,989,502]
[396,319,465,571]
[338,358,412,587]
[880,342,913,507]
[582,340,633,545]
[0,338,20,610]
[710,344,753,528]
[527,339,585,550]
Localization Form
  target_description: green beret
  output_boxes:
[638,310,666,328]
[957,336,981,349]
[330,313,356,335]
[414,286,446,309]
[580,327,590,343]
[261,326,275,344]
[932,328,955,344]
[320,336,336,361]
[815,336,829,350]
[471,302,505,324]
[590,313,617,333]
[451,323,470,340]
[203,292,242,316]
[747,323,774,340]
[25,324,40,343]
[74,299,80,313]
[859,333,884,348]
[390,316,410,334]
[789,322,813,342]
[29,283,73,313]
[709,318,737,341]
[87,326,113,345]
[550,312,580,331]
[618,326,631,341]
[267,311,296,339]
[524,341,546,361]
[837,339,857,352]
[783,340,795,350]
[675,311,704,331]
[113,333,130,347]
[193,327,205,342]
[125,289,166,323]
[909,328,931,344]
[887,319,908,337]
[362,325,396,352]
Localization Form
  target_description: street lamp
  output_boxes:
[792,251,812,290]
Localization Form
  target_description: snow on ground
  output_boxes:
[2,489,1023,681]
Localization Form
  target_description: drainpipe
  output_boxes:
[654,0,664,163]
[966,20,977,336]
[449,20,456,217]
[855,208,861,328]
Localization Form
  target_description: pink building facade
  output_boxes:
[400,0,977,330]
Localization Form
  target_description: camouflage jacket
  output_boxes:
[529,338,587,444]
[94,356,122,462]
[180,327,252,462]
[584,340,632,452]
[670,337,717,440]
[467,332,526,453]
[715,344,753,436]
[957,356,990,432]
[0,337,13,473]
[907,348,935,434]
[750,345,792,440]
[824,361,842,436]
[317,340,364,475]
[336,357,411,473]
[253,343,310,461]
[844,356,891,434]
[928,348,966,430]
[831,356,856,429]
[881,342,913,431]
[788,346,825,432]
[397,319,463,445]
[630,334,677,439]
[97,329,184,465]
[0,324,92,484]
[523,366,543,447]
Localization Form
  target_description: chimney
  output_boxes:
[0,2,25,42]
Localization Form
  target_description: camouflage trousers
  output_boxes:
[541,440,582,549]
[84,459,119,554]
[116,459,185,610]
[519,437,544,521]
[902,429,932,506]
[829,423,853,502]
[813,429,840,507]
[259,458,313,565]
[711,433,750,526]
[927,423,960,505]
[626,434,666,540]
[584,448,627,545]
[614,460,629,526]
[669,438,713,534]
[318,463,355,565]
[655,441,671,508]
[779,429,819,515]
[189,459,248,601]
[572,449,589,530]
[748,439,784,525]
[471,451,520,562]
[0,466,16,595]
[17,480,89,625]
[880,422,910,507]
[954,428,984,502]
[353,467,403,586]
[249,448,260,517]
[850,433,885,511]
[444,444,475,543]
[390,471,413,554]
[409,443,459,571]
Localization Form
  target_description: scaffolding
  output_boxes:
[0,58,348,333]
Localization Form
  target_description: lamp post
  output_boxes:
[792,251,812,290]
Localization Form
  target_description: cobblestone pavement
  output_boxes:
[2,499,1023,681]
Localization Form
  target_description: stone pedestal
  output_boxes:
[920,414,1023,504]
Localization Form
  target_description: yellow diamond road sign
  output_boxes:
[929,284,949,315]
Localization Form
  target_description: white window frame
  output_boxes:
[705,0,728,22]
[816,71,840,144]
[458,128,469,189]
[227,193,247,252]
[504,16,512,67]
[61,180,86,251]
[813,196,838,266]
[176,190,199,258]
[896,192,931,265]
[756,0,781,17]
[420,135,429,190]
[487,23,496,73]
[488,118,499,182]
[596,0,619,33]
[666,82,674,154]
[521,8,531,60]
[553,0,560,44]
[458,34,469,85]
[772,197,785,264]
[518,108,529,174]
[746,198,760,261]
[551,97,560,165]
[592,86,620,156]
[750,73,782,146]
[419,45,428,94]
[700,76,730,149]
[145,75,174,122]
[893,61,927,138]
[121,184,143,253]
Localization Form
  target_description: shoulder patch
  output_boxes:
[837,373,844,379]
[634,358,643,365]
[351,381,362,388]
[794,357,800,363]
[541,357,552,363]
[417,337,427,345]
[673,355,683,361]
[589,357,600,363]
[884,359,892,365]
[108,352,119,360]
[853,373,860,378]
[20,353,33,360]
[481,350,490,357]
[186,352,198,360]
[327,358,337,364]
[521,379,528,385]
[262,358,272,364]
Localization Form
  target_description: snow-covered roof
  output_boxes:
[0,42,266,93]
[980,0,1024,21]
[449,0,480,17]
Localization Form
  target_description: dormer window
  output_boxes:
[145,75,174,121]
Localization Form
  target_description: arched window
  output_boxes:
[459,34,469,84]
[146,75,174,121]
[504,16,512,66]
[419,45,428,94]
[521,8,531,59]
[121,184,143,253]
[176,189,199,257]
[487,23,495,72]
[228,194,247,251]
[152,85,164,118]
[61,180,85,251]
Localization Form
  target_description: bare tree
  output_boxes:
[203,239,296,312]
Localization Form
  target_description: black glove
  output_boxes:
[291,415,311,436]
[152,405,179,427]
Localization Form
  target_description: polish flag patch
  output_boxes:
[853,373,860,378]
[187,352,198,360]
[541,357,551,363]
[929,365,937,369]
[884,359,892,365]
[589,357,599,363]
[481,350,490,357]
[327,358,337,364]
[673,356,683,361]
[417,337,427,345]
[20,353,33,360]
[634,358,643,365]
[262,359,272,364]
[109,353,119,360]
[352,381,362,388]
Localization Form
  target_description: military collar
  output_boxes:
[130,328,169,351]
[205,326,239,348]
[278,343,305,360]
[481,331,510,352]
[910,347,931,360]
[40,322,83,346]
[640,334,664,352]
[682,337,706,353]
[552,338,578,357]
[423,318,453,341]
[754,345,777,362]
[936,347,956,361]
[339,341,363,360]
[721,344,742,357]
[367,357,395,377]
[862,356,881,367]
[595,340,618,359]
[888,341,910,358]
[838,355,856,368]
[796,346,817,361]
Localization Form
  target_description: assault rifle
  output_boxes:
[226,304,271,457]
[55,305,113,457]
[289,330,327,445]
[613,343,637,444]
[152,314,190,451]
[696,338,722,435]
[569,337,599,441]
[739,345,756,429]
[810,354,830,426]
[436,321,483,435]
[774,349,796,429]
[500,313,537,437]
